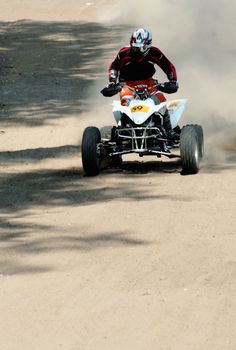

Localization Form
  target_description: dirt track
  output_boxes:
[1,1,236,349]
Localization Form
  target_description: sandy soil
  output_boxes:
[1,1,236,349]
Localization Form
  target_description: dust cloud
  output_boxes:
[86,0,236,165]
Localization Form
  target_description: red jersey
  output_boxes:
[109,46,177,83]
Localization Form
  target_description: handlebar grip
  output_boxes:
[100,84,121,97]
[158,82,178,94]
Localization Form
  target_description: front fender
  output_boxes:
[167,99,187,128]
[112,100,168,125]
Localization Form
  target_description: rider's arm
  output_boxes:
[108,47,130,83]
[108,53,121,83]
[149,47,177,82]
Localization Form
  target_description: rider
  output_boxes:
[107,28,179,139]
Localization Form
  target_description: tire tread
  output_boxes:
[82,126,101,176]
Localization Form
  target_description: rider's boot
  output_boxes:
[163,111,180,140]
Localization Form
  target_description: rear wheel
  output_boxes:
[180,124,201,174]
[82,127,102,176]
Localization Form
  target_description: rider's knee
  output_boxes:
[120,86,134,106]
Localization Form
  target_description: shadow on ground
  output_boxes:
[1,140,236,173]
[0,145,80,164]
[0,225,149,276]
[0,164,192,215]
[120,159,182,174]
[0,156,195,276]
[0,20,126,126]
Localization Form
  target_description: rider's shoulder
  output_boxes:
[149,46,163,56]
[117,46,131,57]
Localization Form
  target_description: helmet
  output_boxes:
[130,28,152,59]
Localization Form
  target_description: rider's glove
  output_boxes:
[168,80,179,92]
[107,81,116,88]
[101,82,120,97]
[158,81,179,94]
[169,80,179,89]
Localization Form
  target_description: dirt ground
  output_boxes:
[0,1,236,349]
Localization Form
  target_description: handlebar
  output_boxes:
[100,81,178,97]
[157,82,179,94]
[100,84,122,97]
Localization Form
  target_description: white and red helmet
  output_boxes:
[130,28,152,59]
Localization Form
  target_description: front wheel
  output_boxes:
[82,127,102,176]
[180,124,202,174]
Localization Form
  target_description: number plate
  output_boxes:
[130,105,150,113]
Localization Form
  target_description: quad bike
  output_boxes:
[81,82,204,176]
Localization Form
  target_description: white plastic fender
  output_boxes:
[112,98,187,127]
[167,99,187,128]
[113,99,168,125]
